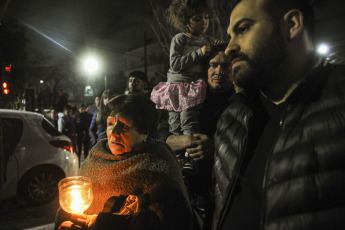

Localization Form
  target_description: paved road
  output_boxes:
[0,197,59,230]
[0,156,87,230]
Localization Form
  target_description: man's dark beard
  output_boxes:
[232,27,287,90]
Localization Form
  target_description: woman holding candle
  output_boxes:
[56,94,193,230]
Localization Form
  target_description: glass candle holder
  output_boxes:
[58,176,93,214]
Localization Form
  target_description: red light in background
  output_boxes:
[3,88,9,94]
[50,140,74,153]
[5,64,12,72]
[2,82,9,94]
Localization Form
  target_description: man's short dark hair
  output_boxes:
[207,43,228,63]
[128,70,148,83]
[265,0,314,38]
[232,0,314,39]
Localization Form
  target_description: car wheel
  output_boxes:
[19,167,64,205]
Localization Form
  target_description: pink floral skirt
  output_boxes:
[150,79,207,112]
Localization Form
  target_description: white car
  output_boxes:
[0,109,79,205]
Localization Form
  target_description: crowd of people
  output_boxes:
[53,0,345,229]
[47,71,152,163]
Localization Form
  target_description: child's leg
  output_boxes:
[168,111,182,135]
[180,104,202,135]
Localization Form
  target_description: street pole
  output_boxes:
[144,31,147,74]
[104,74,107,90]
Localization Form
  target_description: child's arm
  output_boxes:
[170,34,209,72]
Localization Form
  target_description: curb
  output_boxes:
[22,223,55,230]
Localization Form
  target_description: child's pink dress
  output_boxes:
[150,79,207,112]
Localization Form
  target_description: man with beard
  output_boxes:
[126,70,151,97]
[212,0,345,230]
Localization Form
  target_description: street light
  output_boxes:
[83,57,99,74]
[317,44,329,55]
[83,56,107,90]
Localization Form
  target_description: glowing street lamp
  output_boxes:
[83,56,107,90]
[84,57,99,75]
[317,44,329,55]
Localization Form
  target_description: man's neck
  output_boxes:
[260,80,301,105]
[261,51,315,103]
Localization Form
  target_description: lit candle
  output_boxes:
[59,177,93,214]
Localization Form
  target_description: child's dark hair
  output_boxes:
[168,0,212,32]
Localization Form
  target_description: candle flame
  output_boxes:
[59,177,93,214]
[70,189,85,213]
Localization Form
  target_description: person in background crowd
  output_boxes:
[156,43,234,230]
[86,95,100,115]
[55,88,69,113]
[126,70,151,97]
[212,0,345,229]
[75,104,92,163]
[89,89,115,146]
[55,94,193,230]
[48,107,58,129]
[58,104,77,153]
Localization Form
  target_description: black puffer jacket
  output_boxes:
[212,61,345,230]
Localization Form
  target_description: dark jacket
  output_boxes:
[155,87,234,200]
[88,110,107,146]
[212,60,345,230]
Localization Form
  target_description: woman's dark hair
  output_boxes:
[96,89,115,125]
[168,0,212,32]
[105,94,160,137]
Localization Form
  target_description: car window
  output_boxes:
[1,118,23,182]
[2,118,23,152]
[42,118,61,136]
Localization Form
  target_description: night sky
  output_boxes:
[2,0,345,71]
[3,0,155,72]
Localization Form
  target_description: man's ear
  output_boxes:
[283,9,304,40]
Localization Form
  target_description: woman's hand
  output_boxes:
[59,221,82,230]
[58,214,98,230]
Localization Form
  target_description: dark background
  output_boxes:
[3,0,345,67]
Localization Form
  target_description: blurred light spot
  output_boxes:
[84,57,99,74]
[317,44,329,55]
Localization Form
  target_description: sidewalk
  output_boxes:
[22,152,88,230]
[22,223,54,230]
